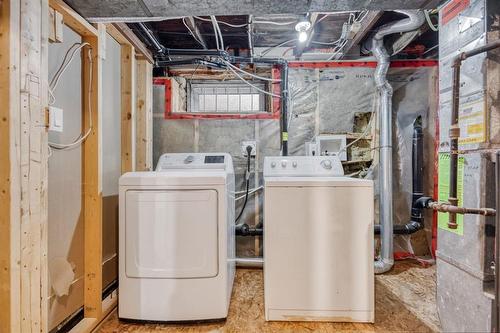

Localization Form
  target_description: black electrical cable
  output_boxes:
[235,146,253,222]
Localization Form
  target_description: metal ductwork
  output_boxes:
[370,10,425,274]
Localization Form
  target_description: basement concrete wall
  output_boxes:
[48,27,122,330]
[153,65,438,258]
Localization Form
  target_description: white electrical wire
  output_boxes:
[326,39,348,60]
[49,46,94,151]
[220,59,281,82]
[210,16,223,50]
[235,185,263,195]
[49,42,90,105]
[193,16,248,28]
[257,39,297,57]
[424,10,438,32]
[252,20,297,26]
[224,64,281,98]
[182,17,205,47]
[236,186,264,201]
[214,17,225,50]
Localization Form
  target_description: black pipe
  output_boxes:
[449,40,500,229]
[280,61,289,156]
[235,146,253,222]
[375,119,424,235]
[235,223,263,236]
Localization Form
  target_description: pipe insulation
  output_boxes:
[370,10,425,274]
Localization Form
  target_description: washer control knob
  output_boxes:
[184,155,195,164]
[281,160,287,168]
[271,161,276,168]
[292,161,298,168]
[321,159,332,169]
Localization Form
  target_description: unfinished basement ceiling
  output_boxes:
[65,0,440,21]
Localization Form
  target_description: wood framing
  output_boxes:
[112,23,154,63]
[0,1,21,332]
[136,60,153,171]
[1,0,50,332]
[81,24,104,318]
[121,44,136,173]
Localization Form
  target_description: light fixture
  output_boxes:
[295,18,311,43]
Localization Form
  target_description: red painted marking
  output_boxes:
[442,0,470,25]
[289,60,438,69]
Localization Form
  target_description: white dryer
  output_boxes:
[119,153,235,321]
[263,156,374,322]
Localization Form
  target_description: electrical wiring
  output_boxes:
[235,185,263,196]
[49,45,94,151]
[257,39,297,57]
[224,64,281,98]
[252,20,298,26]
[210,16,221,50]
[424,10,438,32]
[326,39,348,60]
[49,42,90,105]
[193,16,248,28]
[220,59,280,82]
[235,186,263,201]
[182,17,205,47]
[212,16,225,50]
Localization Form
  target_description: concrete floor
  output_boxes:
[98,260,439,332]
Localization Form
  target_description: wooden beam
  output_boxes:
[0,1,21,332]
[69,291,117,333]
[113,23,154,64]
[136,60,153,171]
[82,24,104,319]
[121,44,136,174]
[49,0,97,37]
[335,11,382,60]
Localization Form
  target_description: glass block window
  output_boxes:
[187,81,268,114]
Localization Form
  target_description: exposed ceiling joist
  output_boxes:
[334,10,382,60]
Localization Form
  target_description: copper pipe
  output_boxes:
[427,201,496,216]
[448,40,500,228]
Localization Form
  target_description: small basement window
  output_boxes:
[187,81,269,114]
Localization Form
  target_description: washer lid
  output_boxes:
[265,176,373,187]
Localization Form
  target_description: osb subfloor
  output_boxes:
[97,260,440,333]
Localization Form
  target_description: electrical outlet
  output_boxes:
[241,141,257,157]
[48,106,64,132]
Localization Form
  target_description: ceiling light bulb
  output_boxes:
[298,31,308,43]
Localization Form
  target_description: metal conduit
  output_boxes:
[370,10,425,274]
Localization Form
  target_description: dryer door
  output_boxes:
[125,189,218,278]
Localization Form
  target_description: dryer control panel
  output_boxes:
[156,153,230,171]
[263,156,344,177]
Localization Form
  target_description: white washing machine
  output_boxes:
[118,153,235,321]
[263,156,374,322]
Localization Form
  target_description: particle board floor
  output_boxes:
[98,260,440,333]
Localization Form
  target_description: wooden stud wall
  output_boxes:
[0,1,21,332]
[0,0,50,332]
[121,44,136,173]
[1,1,153,331]
[136,60,153,171]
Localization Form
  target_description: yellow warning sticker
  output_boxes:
[282,132,288,142]
[458,93,486,146]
